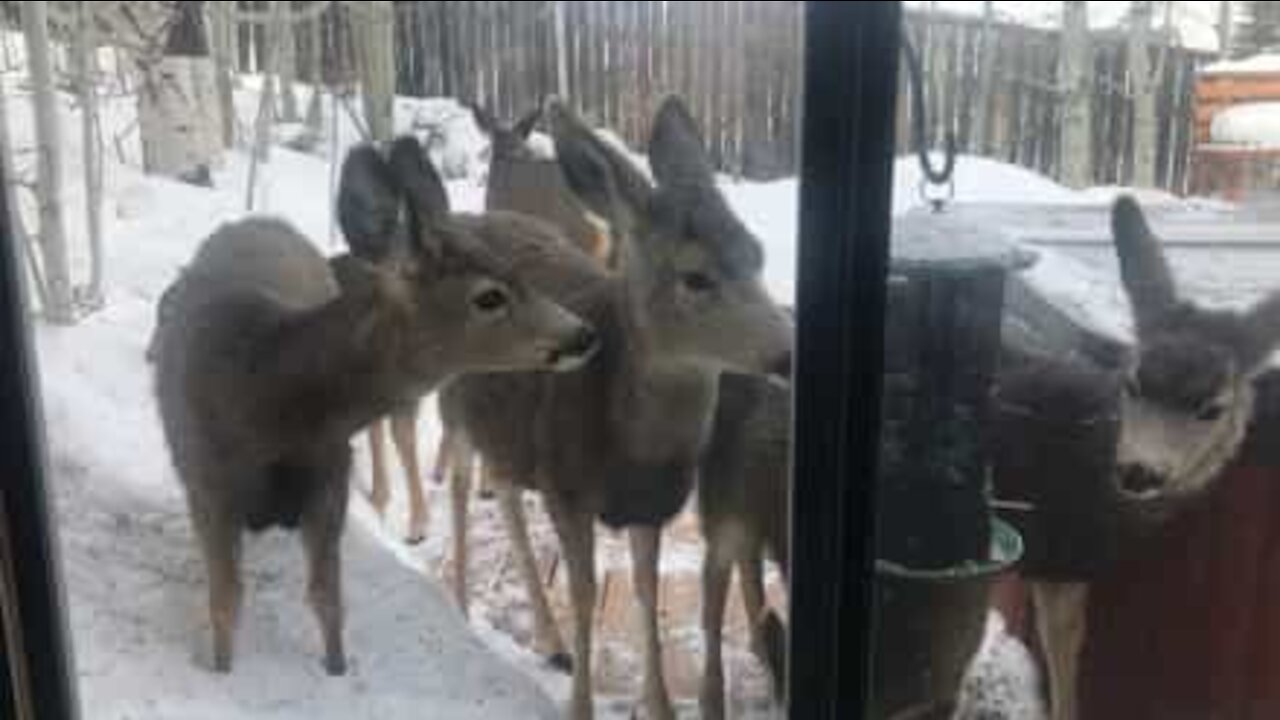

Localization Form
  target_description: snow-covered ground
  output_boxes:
[16,34,1258,718]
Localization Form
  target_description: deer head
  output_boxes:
[469,102,544,163]
[1112,196,1280,504]
[547,97,793,381]
[336,135,598,381]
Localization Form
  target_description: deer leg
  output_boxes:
[476,458,498,500]
[389,405,427,544]
[431,425,455,487]
[190,504,242,673]
[301,459,351,676]
[448,439,475,617]
[629,525,675,720]
[1031,581,1090,720]
[496,479,570,671]
[366,420,390,517]
[548,499,597,720]
[739,549,786,703]
[699,540,734,720]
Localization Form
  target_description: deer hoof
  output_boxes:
[405,531,425,546]
[323,654,348,677]
[547,651,573,674]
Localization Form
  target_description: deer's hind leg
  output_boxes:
[546,497,597,720]
[1031,580,1090,720]
[299,449,352,676]
[495,478,570,670]
[699,532,735,720]
[448,437,476,616]
[389,402,426,544]
[188,494,243,674]
[367,420,391,517]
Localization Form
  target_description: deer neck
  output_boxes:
[610,281,720,465]
[260,288,433,447]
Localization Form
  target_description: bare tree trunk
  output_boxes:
[0,55,46,311]
[137,1,221,184]
[554,0,569,97]
[353,0,395,141]
[277,2,300,122]
[74,1,104,307]
[1219,0,1234,57]
[1059,0,1092,189]
[22,0,75,324]
[973,0,998,156]
[210,2,237,148]
[1129,1,1159,188]
[246,1,286,210]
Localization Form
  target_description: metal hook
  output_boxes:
[901,29,957,203]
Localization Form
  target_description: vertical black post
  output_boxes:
[789,3,901,719]
[0,130,79,715]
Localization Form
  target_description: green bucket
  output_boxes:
[870,517,1024,719]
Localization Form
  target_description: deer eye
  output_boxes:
[1196,403,1226,422]
[470,285,510,314]
[680,271,716,294]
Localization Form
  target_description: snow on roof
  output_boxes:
[1203,53,1280,75]
[1210,101,1280,148]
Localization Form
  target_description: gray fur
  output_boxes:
[441,97,792,720]
[152,137,595,676]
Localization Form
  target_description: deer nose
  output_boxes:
[1118,464,1165,496]
[557,325,598,362]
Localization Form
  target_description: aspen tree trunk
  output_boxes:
[22,0,75,323]
[74,1,105,306]
[1129,1,1159,188]
[137,0,221,184]
[353,1,396,141]
[1059,0,1093,189]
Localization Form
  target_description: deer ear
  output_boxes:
[337,144,407,263]
[466,101,498,136]
[649,95,714,190]
[1112,195,1178,339]
[548,98,652,237]
[513,106,541,140]
[387,135,451,259]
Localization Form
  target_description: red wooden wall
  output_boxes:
[995,462,1280,718]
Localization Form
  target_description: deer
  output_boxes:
[440,97,793,720]
[361,101,615,545]
[428,102,622,655]
[990,195,1280,720]
[150,134,599,676]
[696,371,791,719]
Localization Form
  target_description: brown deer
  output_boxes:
[363,101,614,544]
[442,97,793,719]
[991,196,1280,720]
[429,102,620,663]
[151,135,598,676]
[697,371,791,719]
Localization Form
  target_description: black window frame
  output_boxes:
[0,3,902,718]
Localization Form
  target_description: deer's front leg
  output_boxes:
[629,525,675,720]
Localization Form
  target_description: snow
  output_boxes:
[1210,101,1280,148]
[1203,52,1280,75]
[13,72,557,719]
[15,28,1235,718]
[903,1,1225,54]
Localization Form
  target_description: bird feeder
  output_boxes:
[870,206,1033,719]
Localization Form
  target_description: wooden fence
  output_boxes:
[240,2,1214,190]
[901,13,1211,194]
